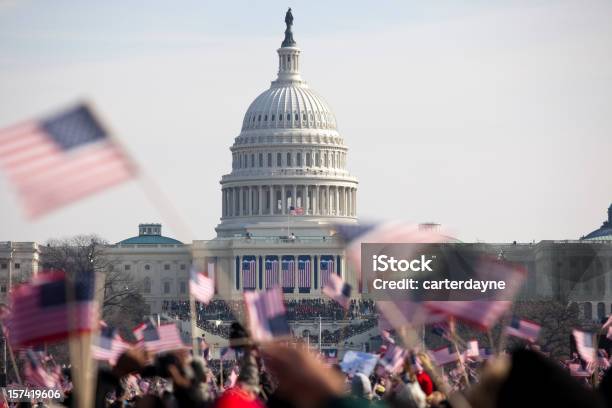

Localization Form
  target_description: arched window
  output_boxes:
[295,113,299,121]
[143,277,151,294]
[264,115,268,121]
[598,302,606,321]
[297,153,302,166]
[277,153,282,167]
[258,115,261,122]
[271,114,275,121]
[250,154,254,168]
[258,153,263,167]
[306,153,311,167]
[267,153,272,167]
[287,113,290,121]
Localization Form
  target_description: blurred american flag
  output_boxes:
[0,103,136,217]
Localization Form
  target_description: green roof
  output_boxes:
[118,235,182,245]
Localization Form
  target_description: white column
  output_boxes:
[353,188,357,216]
[347,188,352,217]
[305,185,310,214]
[281,185,286,215]
[258,186,263,216]
[232,188,237,216]
[335,186,339,215]
[326,186,330,215]
[238,255,243,291]
[238,187,242,216]
[248,187,253,215]
[293,184,297,209]
[269,185,274,215]
[315,185,319,215]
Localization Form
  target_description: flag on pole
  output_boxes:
[6,270,97,347]
[322,274,352,310]
[220,347,236,361]
[139,322,187,354]
[92,322,131,365]
[189,267,214,304]
[23,350,60,388]
[431,345,460,366]
[424,258,525,330]
[243,287,290,341]
[504,316,541,343]
[379,343,407,373]
[0,103,136,218]
[573,329,596,365]
[381,329,395,345]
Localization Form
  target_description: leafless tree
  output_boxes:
[42,235,147,331]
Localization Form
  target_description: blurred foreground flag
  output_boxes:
[190,266,214,304]
[23,350,60,388]
[6,271,96,347]
[244,287,290,341]
[504,316,541,343]
[322,274,351,309]
[0,103,136,218]
[424,258,526,330]
[431,345,460,366]
[92,322,131,365]
[139,322,187,354]
[573,329,596,365]
[379,343,407,374]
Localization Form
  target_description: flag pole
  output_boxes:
[0,322,21,385]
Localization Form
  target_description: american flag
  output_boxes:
[381,329,395,345]
[139,322,187,354]
[242,259,256,290]
[190,266,214,304]
[431,345,460,366]
[321,259,334,288]
[23,350,60,389]
[220,347,236,361]
[336,221,452,292]
[281,259,295,289]
[424,258,526,330]
[6,270,97,347]
[0,104,136,218]
[243,287,290,341]
[289,206,304,216]
[298,258,311,288]
[504,316,541,343]
[377,301,445,333]
[379,343,407,373]
[322,274,351,310]
[573,329,596,365]
[265,259,280,289]
[92,322,131,365]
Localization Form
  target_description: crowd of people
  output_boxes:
[304,318,379,345]
[162,299,377,324]
[18,320,612,408]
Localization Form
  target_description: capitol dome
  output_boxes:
[216,9,358,236]
[582,204,612,241]
[241,85,337,133]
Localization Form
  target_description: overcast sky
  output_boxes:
[0,0,610,244]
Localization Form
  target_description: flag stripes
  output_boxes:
[242,259,256,290]
[0,104,136,218]
[298,259,311,288]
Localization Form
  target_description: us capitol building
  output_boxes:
[1,10,612,350]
